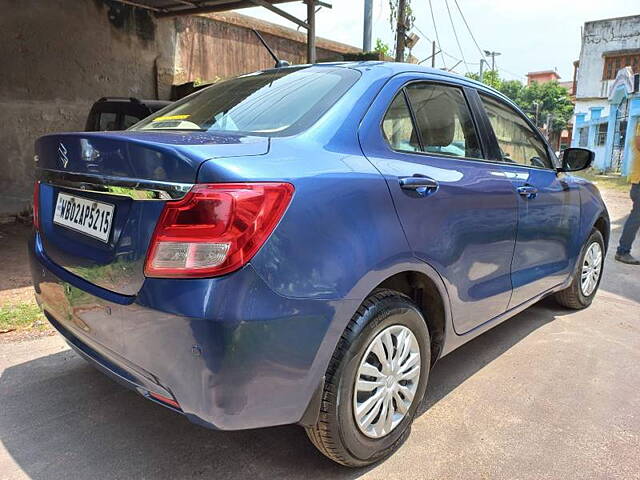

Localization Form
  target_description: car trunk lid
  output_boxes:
[35,131,269,296]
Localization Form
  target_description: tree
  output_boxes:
[466,71,574,145]
[518,81,574,135]
[466,71,501,90]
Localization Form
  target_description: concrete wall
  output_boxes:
[174,12,359,84]
[0,2,361,217]
[0,0,177,215]
[576,15,640,100]
[574,98,610,117]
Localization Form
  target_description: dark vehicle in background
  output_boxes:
[85,97,170,131]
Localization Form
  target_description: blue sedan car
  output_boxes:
[30,62,608,467]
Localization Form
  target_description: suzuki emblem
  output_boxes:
[58,142,69,168]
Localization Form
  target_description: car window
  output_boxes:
[405,83,483,159]
[480,94,553,169]
[98,112,118,131]
[382,92,421,152]
[132,67,360,136]
[122,114,141,129]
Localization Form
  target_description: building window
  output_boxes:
[603,53,640,80]
[596,123,608,146]
[578,126,589,147]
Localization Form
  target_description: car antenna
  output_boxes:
[251,29,290,69]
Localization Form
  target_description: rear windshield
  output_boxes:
[132,67,360,136]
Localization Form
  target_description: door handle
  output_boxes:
[399,176,439,196]
[517,185,538,199]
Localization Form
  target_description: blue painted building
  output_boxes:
[572,67,640,175]
[571,15,640,176]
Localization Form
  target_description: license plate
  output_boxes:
[53,193,115,243]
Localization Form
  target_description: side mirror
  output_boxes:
[558,148,594,172]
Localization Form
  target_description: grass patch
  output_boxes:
[573,169,631,193]
[0,302,47,333]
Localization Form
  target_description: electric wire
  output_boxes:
[453,0,485,59]
[427,0,447,69]
[414,1,526,79]
[444,0,469,73]
[414,23,480,70]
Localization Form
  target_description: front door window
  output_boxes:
[480,94,553,169]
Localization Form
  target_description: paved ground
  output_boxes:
[1,187,639,479]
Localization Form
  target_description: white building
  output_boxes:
[572,15,640,174]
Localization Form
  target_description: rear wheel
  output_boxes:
[305,289,430,467]
[555,229,605,309]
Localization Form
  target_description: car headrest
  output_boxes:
[414,91,456,147]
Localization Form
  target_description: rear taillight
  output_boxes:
[148,392,181,409]
[144,182,294,278]
[33,180,40,230]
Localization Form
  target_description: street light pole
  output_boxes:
[483,50,501,72]
[363,0,373,52]
[432,41,437,68]
[479,58,487,79]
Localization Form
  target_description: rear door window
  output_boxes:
[405,83,483,159]
[382,92,421,152]
[381,82,483,160]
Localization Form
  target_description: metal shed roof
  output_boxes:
[114,0,331,63]
[116,0,319,17]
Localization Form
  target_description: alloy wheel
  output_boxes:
[353,324,421,439]
[581,242,603,297]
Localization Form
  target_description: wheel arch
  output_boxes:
[593,214,610,252]
[299,261,453,428]
[362,266,451,367]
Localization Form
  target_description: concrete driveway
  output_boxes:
[1,188,639,479]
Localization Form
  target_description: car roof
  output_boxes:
[94,97,171,108]
[269,61,512,106]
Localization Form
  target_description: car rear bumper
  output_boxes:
[29,232,357,430]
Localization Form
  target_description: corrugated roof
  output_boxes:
[116,0,301,17]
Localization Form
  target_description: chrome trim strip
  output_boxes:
[37,169,193,200]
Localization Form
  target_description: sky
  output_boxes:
[234,0,639,82]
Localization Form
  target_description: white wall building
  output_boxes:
[572,15,640,174]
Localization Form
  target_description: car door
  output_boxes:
[476,92,581,308]
[359,74,519,335]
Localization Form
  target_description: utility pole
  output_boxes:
[484,50,501,72]
[431,40,436,68]
[306,0,316,64]
[363,0,373,52]
[395,0,407,62]
[479,58,485,79]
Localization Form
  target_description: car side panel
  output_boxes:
[572,175,611,250]
[30,236,361,430]
[198,143,414,302]
[356,72,519,334]
[501,166,582,308]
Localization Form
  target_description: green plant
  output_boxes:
[0,302,46,332]
[374,38,390,57]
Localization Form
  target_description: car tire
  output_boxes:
[305,289,430,467]
[554,228,605,309]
